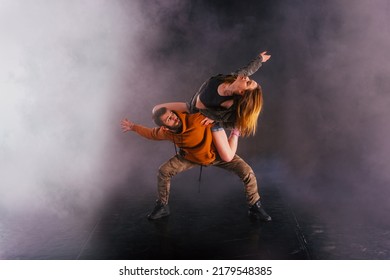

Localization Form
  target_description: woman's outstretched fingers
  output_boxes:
[260,51,271,62]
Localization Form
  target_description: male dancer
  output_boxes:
[121,107,271,221]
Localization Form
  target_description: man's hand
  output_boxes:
[121,118,135,132]
[259,51,271,62]
[200,117,215,126]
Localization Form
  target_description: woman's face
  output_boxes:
[232,75,258,94]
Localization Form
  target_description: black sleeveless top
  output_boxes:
[198,75,234,108]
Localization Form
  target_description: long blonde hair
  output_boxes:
[236,85,263,137]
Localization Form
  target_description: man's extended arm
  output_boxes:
[121,118,172,141]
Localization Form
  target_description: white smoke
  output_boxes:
[0,0,144,217]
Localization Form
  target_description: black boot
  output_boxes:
[248,200,272,222]
[147,200,170,220]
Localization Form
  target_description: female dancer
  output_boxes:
[153,51,271,137]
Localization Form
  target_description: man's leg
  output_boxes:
[148,155,197,220]
[213,155,271,221]
[213,155,260,205]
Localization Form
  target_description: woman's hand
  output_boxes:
[259,51,271,62]
[121,118,135,132]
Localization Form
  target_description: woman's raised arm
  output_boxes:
[233,51,271,77]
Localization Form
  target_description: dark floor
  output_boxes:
[77,177,310,260]
[1,166,310,260]
[2,164,389,260]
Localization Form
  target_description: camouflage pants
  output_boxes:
[157,154,261,206]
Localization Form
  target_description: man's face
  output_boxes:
[160,110,182,130]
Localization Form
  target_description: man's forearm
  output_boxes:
[132,124,169,141]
